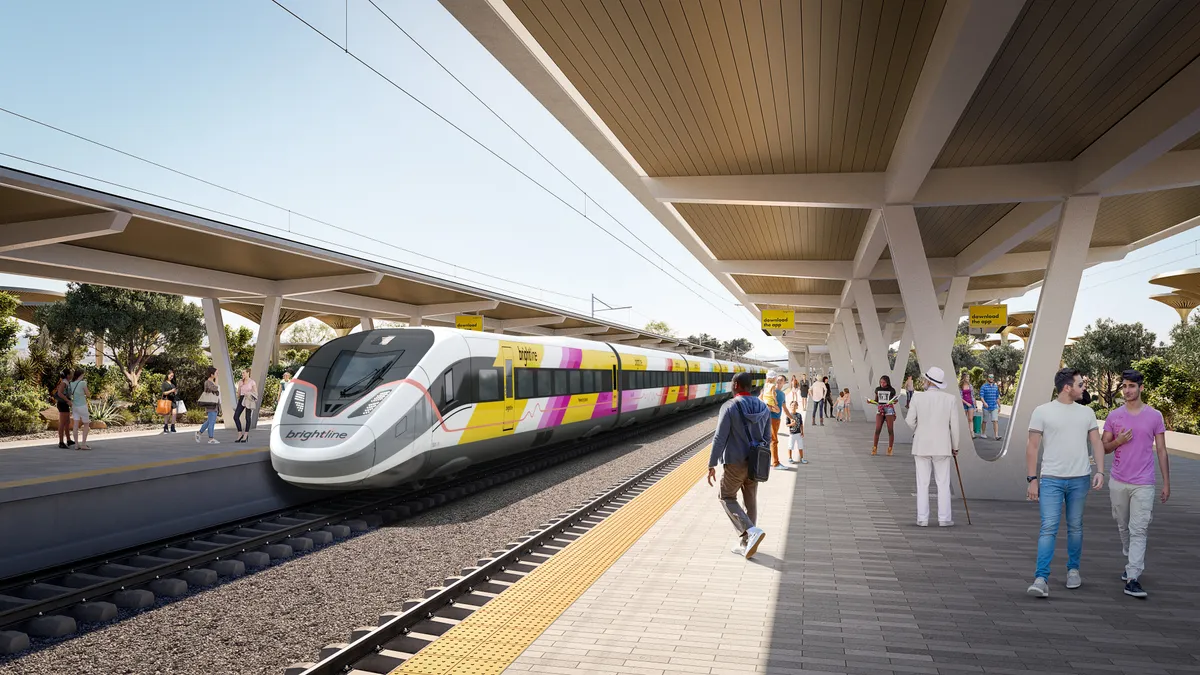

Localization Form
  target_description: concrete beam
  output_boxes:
[0,211,130,253]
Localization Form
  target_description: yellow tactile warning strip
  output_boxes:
[390,446,710,675]
[0,447,268,490]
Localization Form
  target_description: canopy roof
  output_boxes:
[0,166,767,364]
[441,0,1200,348]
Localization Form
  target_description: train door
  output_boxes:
[610,364,619,414]
[501,346,515,432]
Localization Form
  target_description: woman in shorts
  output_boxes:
[867,375,898,457]
[67,369,92,451]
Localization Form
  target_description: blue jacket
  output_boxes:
[979,382,1000,410]
[709,395,772,468]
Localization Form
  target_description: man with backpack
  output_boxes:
[707,372,772,559]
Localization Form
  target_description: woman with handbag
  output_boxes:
[54,370,75,449]
[195,366,221,444]
[233,368,258,443]
[159,370,178,434]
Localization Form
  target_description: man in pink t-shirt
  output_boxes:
[1102,369,1171,599]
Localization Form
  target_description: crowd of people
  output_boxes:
[48,367,290,449]
[706,365,1172,601]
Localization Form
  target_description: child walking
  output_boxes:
[786,400,807,464]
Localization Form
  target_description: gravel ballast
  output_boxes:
[0,411,718,675]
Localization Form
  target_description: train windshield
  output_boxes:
[298,329,436,417]
[329,350,404,398]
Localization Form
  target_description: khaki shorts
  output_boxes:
[72,405,90,424]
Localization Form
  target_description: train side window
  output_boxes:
[477,368,501,402]
[443,370,455,405]
[581,370,595,393]
[553,370,569,396]
[515,369,535,399]
[601,369,613,391]
[568,370,582,395]
[536,369,552,398]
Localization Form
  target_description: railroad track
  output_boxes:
[286,432,709,675]
[0,410,714,657]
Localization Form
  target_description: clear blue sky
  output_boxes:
[1,1,1196,358]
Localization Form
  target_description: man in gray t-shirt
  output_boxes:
[1025,368,1105,598]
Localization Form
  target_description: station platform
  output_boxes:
[391,419,1200,675]
[0,425,325,579]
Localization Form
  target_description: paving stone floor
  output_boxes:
[506,417,1200,675]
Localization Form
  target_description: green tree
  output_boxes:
[282,319,335,345]
[1165,320,1200,374]
[1063,319,1157,407]
[36,284,205,393]
[951,333,978,373]
[722,337,754,356]
[685,333,721,349]
[224,325,256,373]
[0,291,19,357]
[978,343,1023,393]
[643,320,676,337]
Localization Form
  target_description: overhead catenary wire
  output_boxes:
[0,150,596,310]
[265,0,760,335]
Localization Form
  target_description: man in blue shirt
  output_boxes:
[979,373,1002,440]
[708,372,771,559]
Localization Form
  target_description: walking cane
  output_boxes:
[953,453,972,525]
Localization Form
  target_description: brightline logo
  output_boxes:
[285,429,350,442]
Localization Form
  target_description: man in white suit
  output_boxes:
[904,366,961,527]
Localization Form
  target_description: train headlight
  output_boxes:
[289,389,307,418]
[350,389,392,418]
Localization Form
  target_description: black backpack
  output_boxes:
[735,398,772,483]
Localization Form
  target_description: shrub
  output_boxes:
[89,396,127,427]
[262,375,282,410]
[0,376,48,433]
[183,408,209,425]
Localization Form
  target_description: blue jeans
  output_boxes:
[1036,475,1090,579]
[198,410,218,438]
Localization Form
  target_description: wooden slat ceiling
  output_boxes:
[915,204,1017,258]
[1013,185,1200,253]
[870,279,900,295]
[348,275,490,306]
[72,218,361,281]
[968,270,1044,290]
[937,0,1200,168]
[732,275,844,295]
[505,0,946,176]
[675,204,869,260]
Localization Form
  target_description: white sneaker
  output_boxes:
[731,543,746,556]
[208,438,220,445]
[939,521,954,527]
[1027,577,1049,597]
[744,527,766,559]
[1066,569,1082,589]
[194,432,201,443]
[916,520,928,527]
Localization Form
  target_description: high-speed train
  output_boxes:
[270,327,766,489]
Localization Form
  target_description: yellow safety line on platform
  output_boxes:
[0,447,269,490]
[390,446,710,675]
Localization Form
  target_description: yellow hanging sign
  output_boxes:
[455,315,484,332]
[969,304,1008,330]
[761,309,795,331]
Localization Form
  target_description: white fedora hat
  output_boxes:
[923,366,947,389]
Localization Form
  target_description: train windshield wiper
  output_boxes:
[339,357,398,398]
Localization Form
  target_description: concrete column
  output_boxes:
[408,315,423,327]
[944,276,970,338]
[983,195,1100,500]
[829,326,863,412]
[881,205,976,458]
[787,350,806,377]
[202,298,238,431]
[95,338,105,367]
[838,310,874,418]
[248,296,282,429]
[360,315,375,332]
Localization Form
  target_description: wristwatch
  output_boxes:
[1026,475,1038,483]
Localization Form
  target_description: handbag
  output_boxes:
[176,400,187,414]
[736,399,772,483]
[197,389,219,405]
[155,399,173,415]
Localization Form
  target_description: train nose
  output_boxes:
[271,423,378,487]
